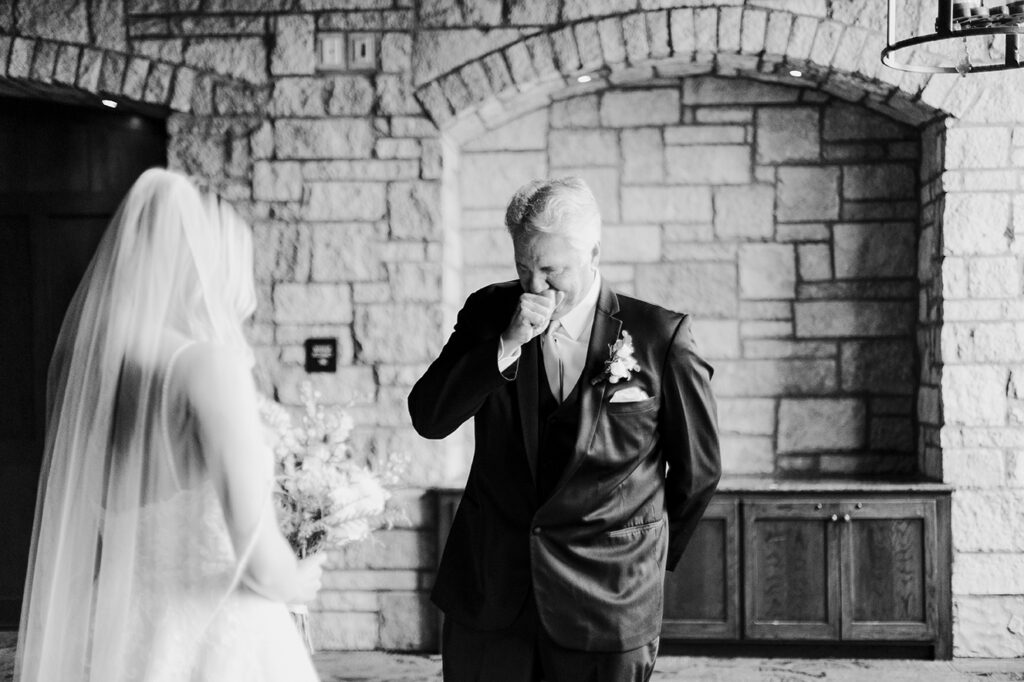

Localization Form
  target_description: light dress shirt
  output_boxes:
[498,272,601,402]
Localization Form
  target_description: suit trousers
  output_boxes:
[441,593,659,682]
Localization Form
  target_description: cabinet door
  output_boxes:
[662,497,740,639]
[744,500,841,640]
[840,499,937,642]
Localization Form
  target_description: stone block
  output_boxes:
[954,491,1024,553]
[954,595,1024,658]
[14,0,88,42]
[666,145,750,184]
[839,339,914,394]
[712,359,838,397]
[968,257,1022,299]
[693,7,718,54]
[336,529,433,569]
[622,128,664,183]
[741,321,792,337]
[833,222,915,279]
[253,161,302,202]
[683,76,798,105]
[778,398,866,452]
[720,436,775,475]
[460,151,547,209]
[739,244,796,300]
[549,129,618,167]
[665,125,746,145]
[380,591,438,651]
[743,339,835,359]
[713,184,774,240]
[509,0,557,24]
[597,16,627,66]
[946,193,1011,256]
[664,223,714,242]
[869,416,913,452]
[463,229,513,267]
[305,182,386,221]
[622,13,651,64]
[741,8,768,55]
[311,223,385,282]
[327,75,375,115]
[563,0,634,21]
[355,304,444,362]
[464,109,548,152]
[602,225,661,263]
[763,10,792,57]
[944,365,1008,427]
[785,14,818,61]
[777,166,840,221]
[946,125,1012,169]
[274,283,352,324]
[412,28,523,86]
[954,553,1024,596]
[271,14,315,75]
[795,301,914,338]
[842,163,916,200]
[253,222,311,283]
[573,20,603,71]
[388,181,441,240]
[691,319,741,359]
[184,37,266,84]
[942,448,1007,488]
[388,262,442,302]
[717,398,775,435]
[670,8,696,56]
[549,25,582,73]
[635,262,737,317]
[647,10,671,60]
[600,89,680,127]
[798,243,832,281]
[756,107,820,163]
[275,119,375,160]
[623,186,712,223]
[313,611,378,650]
[551,94,599,128]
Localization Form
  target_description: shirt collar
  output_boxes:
[555,270,601,341]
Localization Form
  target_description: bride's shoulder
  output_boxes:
[175,342,254,404]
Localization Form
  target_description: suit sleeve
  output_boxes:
[408,289,513,439]
[660,314,722,571]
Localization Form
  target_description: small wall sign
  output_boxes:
[304,337,338,373]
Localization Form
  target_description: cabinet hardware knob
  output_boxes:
[855,503,863,509]
[843,514,852,523]
[815,503,823,510]
[830,514,838,522]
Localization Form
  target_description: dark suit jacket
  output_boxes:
[408,279,721,652]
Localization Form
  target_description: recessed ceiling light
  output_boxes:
[577,74,593,84]
[101,99,118,108]
[789,69,803,78]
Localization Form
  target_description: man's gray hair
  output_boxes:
[504,177,602,251]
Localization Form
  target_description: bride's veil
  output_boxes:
[14,168,259,681]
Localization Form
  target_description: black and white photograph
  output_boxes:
[1,0,1023,680]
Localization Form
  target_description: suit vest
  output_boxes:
[536,351,582,502]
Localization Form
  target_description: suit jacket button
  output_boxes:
[532,526,542,535]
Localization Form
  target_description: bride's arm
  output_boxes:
[181,344,323,604]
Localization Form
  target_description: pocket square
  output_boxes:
[609,387,650,403]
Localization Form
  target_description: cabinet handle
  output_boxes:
[855,503,863,510]
[815,503,823,510]
[843,514,852,523]
[830,514,838,522]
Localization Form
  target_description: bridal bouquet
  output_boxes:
[258,382,407,651]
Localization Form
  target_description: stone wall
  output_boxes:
[2,0,1024,657]
[458,76,921,478]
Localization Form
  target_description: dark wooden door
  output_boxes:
[663,497,740,639]
[744,499,841,640]
[840,499,938,643]
[0,96,166,628]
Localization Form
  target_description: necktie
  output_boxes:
[545,321,566,403]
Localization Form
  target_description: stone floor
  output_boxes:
[4,637,1024,681]
[311,652,1024,681]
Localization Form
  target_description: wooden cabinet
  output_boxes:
[663,497,740,639]
[742,495,949,657]
[433,483,952,659]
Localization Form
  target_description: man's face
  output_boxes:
[513,231,599,320]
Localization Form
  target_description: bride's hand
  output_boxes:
[291,553,327,604]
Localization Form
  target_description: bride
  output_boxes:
[15,168,323,681]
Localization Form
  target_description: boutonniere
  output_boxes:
[592,329,641,385]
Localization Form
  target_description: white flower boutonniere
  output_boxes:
[592,329,641,385]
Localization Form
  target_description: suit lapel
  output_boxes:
[516,336,541,486]
[555,282,621,494]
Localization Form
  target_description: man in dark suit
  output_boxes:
[408,177,721,682]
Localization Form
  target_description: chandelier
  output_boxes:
[882,0,1024,74]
